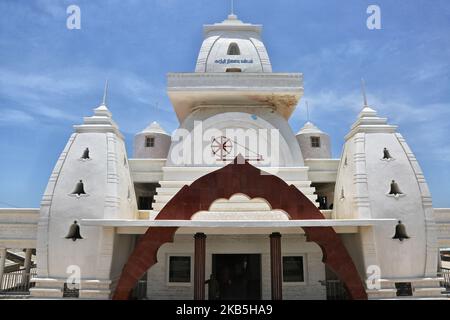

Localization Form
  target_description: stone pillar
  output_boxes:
[0,248,6,289]
[22,249,33,285]
[270,232,282,300]
[194,233,206,300]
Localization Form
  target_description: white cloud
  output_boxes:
[408,62,450,83]
[292,87,450,163]
[0,65,178,137]
[34,0,65,18]
[0,109,34,125]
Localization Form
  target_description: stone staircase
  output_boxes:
[367,278,447,299]
[151,180,319,214]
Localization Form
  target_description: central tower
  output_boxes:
[166,14,305,167]
[195,13,272,73]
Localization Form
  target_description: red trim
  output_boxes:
[113,158,367,300]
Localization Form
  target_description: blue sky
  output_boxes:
[0,0,449,208]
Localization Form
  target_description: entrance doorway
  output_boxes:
[211,254,261,300]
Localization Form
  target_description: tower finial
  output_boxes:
[306,100,310,122]
[102,79,109,106]
[231,0,234,15]
[361,78,368,107]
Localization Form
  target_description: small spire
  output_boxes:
[227,0,238,20]
[305,100,310,122]
[357,79,378,119]
[102,79,109,106]
[361,78,368,107]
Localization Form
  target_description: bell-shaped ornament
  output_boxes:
[383,148,392,160]
[81,148,90,160]
[392,221,410,241]
[389,180,403,196]
[71,180,86,196]
[340,188,345,201]
[65,221,84,241]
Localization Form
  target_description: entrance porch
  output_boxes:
[143,232,326,300]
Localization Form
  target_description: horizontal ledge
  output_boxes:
[81,219,397,228]
[0,208,39,213]
[167,72,303,77]
[160,166,310,172]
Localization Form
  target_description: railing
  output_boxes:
[325,280,348,300]
[131,273,148,300]
[0,268,37,295]
[440,268,450,291]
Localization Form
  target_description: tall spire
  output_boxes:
[231,0,234,15]
[361,78,368,107]
[102,79,109,106]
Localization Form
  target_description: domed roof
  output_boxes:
[195,14,272,73]
[296,121,326,135]
[139,121,168,135]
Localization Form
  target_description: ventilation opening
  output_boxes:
[71,180,86,196]
[65,220,83,242]
[389,180,403,196]
[81,148,90,160]
[383,147,392,159]
[227,43,240,55]
[226,68,242,72]
[392,221,410,242]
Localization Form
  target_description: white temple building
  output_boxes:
[0,13,449,300]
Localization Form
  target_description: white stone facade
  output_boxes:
[0,12,448,301]
[31,104,138,298]
[147,234,325,300]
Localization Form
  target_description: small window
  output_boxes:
[283,256,304,282]
[226,68,242,72]
[310,136,321,148]
[169,256,191,283]
[227,43,240,55]
[145,136,155,148]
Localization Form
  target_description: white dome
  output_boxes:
[139,121,168,135]
[195,14,272,73]
[296,121,325,135]
[134,121,171,159]
[296,121,331,159]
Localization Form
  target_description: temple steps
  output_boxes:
[151,180,320,213]
[367,277,447,299]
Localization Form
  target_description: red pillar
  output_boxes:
[270,232,282,300]
[194,233,206,300]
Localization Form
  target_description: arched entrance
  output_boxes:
[113,157,367,300]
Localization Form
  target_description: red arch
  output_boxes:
[113,158,367,300]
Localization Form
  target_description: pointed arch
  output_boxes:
[113,158,367,300]
[227,42,240,55]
